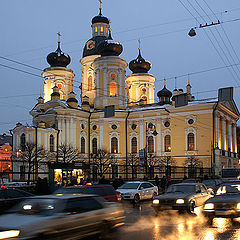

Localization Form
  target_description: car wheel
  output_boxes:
[206,216,213,225]
[133,194,140,204]
[99,220,111,239]
[152,192,157,199]
[187,201,196,215]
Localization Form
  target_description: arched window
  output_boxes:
[148,136,154,153]
[131,137,137,153]
[110,82,117,97]
[92,138,97,154]
[187,133,195,151]
[141,96,147,104]
[88,76,93,91]
[50,135,54,152]
[20,133,26,151]
[111,137,118,153]
[164,135,171,152]
[81,137,85,153]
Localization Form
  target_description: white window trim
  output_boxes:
[109,132,120,154]
[162,129,171,153]
[185,127,197,155]
[129,132,138,153]
[90,132,99,153]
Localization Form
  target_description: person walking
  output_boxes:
[160,175,167,193]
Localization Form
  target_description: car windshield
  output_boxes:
[166,184,195,193]
[54,187,84,194]
[202,180,216,186]
[216,184,240,195]
[118,183,140,189]
[10,198,60,216]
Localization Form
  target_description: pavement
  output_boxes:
[110,200,240,240]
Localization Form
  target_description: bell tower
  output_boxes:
[125,40,155,106]
[80,2,110,107]
[42,33,74,102]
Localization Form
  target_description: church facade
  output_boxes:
[12,8,239,184]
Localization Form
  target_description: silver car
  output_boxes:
[152,183,211,214]
[0,194,125,239]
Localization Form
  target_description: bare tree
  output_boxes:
[15,142,45,184]
[58,144,80,163]
[185,156,202,178]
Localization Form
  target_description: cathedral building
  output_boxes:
[12,7,239,185]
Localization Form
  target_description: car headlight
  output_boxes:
[236,203,240,210]
[152,199,159,204]
[204,203,214,210]
[176,199,185,204]
[0,230,20,239]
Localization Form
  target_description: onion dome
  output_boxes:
[97,30,123,56]
[157,85,173,99]
[67,91,78,104]
[129,49,151,73]
[51,85,60,100]
[47,40,71,67]
[92,9,109,24]
[83,36,107,58]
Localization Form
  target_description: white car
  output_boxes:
[118,181,158,203]
[0,194,125,239]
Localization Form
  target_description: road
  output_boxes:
[110,200,240,240]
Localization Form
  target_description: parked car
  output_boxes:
[0,194,125,239]
[0,188,33,214]
[152,183,211,214]
[54,184,121,202]
[203,182,240,224]
[117,181,158,203]
[202,179,221,193]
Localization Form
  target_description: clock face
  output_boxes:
[87,40,95,50]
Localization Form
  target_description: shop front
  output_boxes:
[48,162,90,192]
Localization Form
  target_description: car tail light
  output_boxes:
[116,191,121,201]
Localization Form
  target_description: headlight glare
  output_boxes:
[236,203,240,209]
[153,199,159,204]
[204,203,214,210]
[0,230,20,239]
[176,199,184,204]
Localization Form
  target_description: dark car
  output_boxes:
[0,194,124,239]
[202,179,221,193]
[54,184,121,202]
[203,182,240,224]
[152,183,211,214]
[0,188,33,214]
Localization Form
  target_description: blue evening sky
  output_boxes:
[1,0,240,134]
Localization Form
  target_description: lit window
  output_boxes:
[95,27,97,32]
[164,135,171,152]
[111,137,118,153]
[110,82,117,97]
[101,26,103,32]
[141,96,147,104]
[88,76,93,91]
[187,133,195,151]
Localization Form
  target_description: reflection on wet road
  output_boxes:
[114,201,240,240]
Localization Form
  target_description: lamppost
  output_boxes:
[145,122,158,178]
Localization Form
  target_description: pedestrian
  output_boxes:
[167,175,172,187]
[118,176,124,187]
[160,175,167,193]
[112,178,119,189]
[155,175,160,191]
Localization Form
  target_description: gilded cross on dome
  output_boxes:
[138,39,141,50]
[99,0,102,14]
[57,32,62,43]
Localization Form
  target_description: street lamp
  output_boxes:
[145,122,158,178]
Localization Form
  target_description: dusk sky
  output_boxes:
[1,0,240,134]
